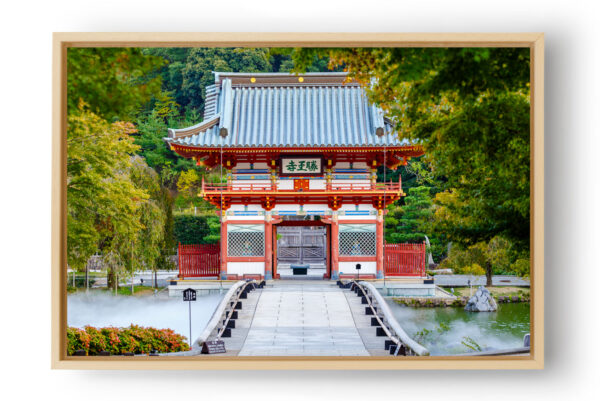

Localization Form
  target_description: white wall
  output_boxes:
[226,262,265,276]
[229,204,264,212]
[226,215,266,221]
[339,261,377,275]
[339,215,377,221]
[331,179,370,184]
[309,179,326,190]
[273,203,301,212]
[231,179,271,187]
[277,180,294,190]
[302,203,329,212]
[339,204,376,212]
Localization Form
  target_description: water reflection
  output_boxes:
[385,299,530,355]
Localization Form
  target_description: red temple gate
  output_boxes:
[178,243,221,278]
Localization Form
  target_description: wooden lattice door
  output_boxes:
[277,226,326,265]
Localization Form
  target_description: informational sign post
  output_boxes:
[201,340,226,354]
[182,288,197,348]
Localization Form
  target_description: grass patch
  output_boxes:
[69,285,157,296]
[451,286,529,298]
[108,285,156,296]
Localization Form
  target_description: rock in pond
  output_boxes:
[464,286,498,312]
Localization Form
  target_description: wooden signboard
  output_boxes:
[201,340,226,354]
[279,156,323,176]
[183,288,197,302]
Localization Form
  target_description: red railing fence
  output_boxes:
[384,242,427,277]
[202,181,401,193]
[178,243,220,278]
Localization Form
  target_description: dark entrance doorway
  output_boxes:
[276,225,327,278]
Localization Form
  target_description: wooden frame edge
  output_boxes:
[530,33,545,369]
[51,33,67,368]
[52,32,543,47]
[52,356,543,370]
[51,32,544,370]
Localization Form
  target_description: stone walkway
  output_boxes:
[237,281,369,356]
[434,274,530,287]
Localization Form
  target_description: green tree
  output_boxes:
[385,186,432,243]
[440,235,515,286]
[177,170,201,198]
[129,157,168,288]
[134,107,198,189]
[173,214,220,245]
[385,186,445,261]
[67,48,168,289]
[181,48,271,113]
[143,48,192,110]
[67,109,146,273]
[67,48,165,120]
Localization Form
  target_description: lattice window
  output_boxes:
[339,224,376,256]
[227,224,265,257]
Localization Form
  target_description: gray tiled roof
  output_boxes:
[165,72,407,148]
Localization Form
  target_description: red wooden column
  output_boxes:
[264,221,273,280]
[264,216,281,280]
[376,214,384,279]
[220,219,228,280]
[331,218,340,280]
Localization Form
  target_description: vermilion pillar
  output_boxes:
[376,215,384,279]
[264,221,273,280]
[331,218,340,280]
[220,219,228,280]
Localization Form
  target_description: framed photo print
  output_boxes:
[52,33,544,369]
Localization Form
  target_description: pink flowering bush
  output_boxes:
[67,325,190,355]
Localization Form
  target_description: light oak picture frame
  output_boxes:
[52,32,544,370]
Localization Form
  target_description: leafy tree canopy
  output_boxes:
[66,109,146,270]
[181,48,271,113]
[67,48,166,121]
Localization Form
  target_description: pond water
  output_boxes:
[385,299,530,356]
[67,292,224,340]
[67,291,529,356]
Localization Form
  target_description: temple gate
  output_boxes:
[165,72,424,280]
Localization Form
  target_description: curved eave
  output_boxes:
[168,115,220,139]
[166,141,425,158]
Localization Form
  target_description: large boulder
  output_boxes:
[464,286,498,312]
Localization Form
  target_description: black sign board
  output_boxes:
[183,288,197,301]
[201,340,226,354]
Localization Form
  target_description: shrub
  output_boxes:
[439,236,512,276]
[462,263,486,276]
[173,214,220,244]
[67,325,190,355]
[439,245,485,274]
[74,276,96,288]
[510,258,530,278]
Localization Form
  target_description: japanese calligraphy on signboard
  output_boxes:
[279,156,323,176]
